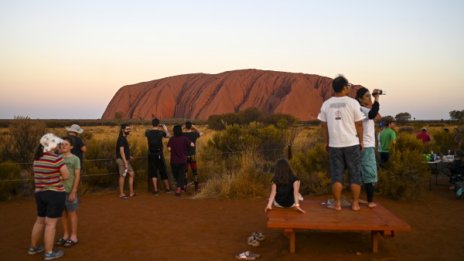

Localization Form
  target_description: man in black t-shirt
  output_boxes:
[183,121,203,192]
[145,118,171,194]
[116,124,135,199]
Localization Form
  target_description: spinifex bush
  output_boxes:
[194,155,270,199]
[290,143,330,195]
[377,134,431,200]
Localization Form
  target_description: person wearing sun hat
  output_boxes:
[28,133,69,260]
[65,124,87,169]
[416,127,431,144]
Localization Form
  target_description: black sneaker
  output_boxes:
[44,249,64,260]
[27,245,44,255]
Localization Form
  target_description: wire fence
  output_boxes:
[0,147,289,184]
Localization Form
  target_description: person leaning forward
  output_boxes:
[317,75,365,211]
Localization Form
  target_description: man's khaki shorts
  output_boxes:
[116,158,134,176]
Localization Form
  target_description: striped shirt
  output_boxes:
[33,152,65,192]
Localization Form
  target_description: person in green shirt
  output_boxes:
[56,137,81,247]
[379,116,397,167]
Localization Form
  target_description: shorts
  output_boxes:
[329,145,362,185]
[360,147,378,184]
[116,158,134,176]
[148,152,168,180]
[64,192,79,212]
[35,190,66,218]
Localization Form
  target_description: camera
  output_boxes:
[373,90,385,95]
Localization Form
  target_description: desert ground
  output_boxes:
[0,175,463,261]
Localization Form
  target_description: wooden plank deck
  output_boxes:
[266,199,411,254]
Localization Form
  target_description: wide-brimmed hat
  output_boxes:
[40,133,63,152]
[66,124,84,134]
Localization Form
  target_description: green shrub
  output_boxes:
[432,129,455,154]
[291,144,330,195]
[377,135,431,200]
[0,161,25,201]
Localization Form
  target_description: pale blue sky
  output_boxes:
[1,0,463,119]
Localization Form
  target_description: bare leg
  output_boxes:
[119,175,125,196]
[351,183,361,211]
[330,182,342,210]
[129,172,135,196]
[68,210,78,242]
[43,217,58,253]
[61,211,70,239]
[30,217,45,247]
[163,179,171,191]
[152,177,158,192]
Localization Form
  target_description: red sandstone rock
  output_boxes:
[101,69,361,121]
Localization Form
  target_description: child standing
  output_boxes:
[56,137,81,247]
[265,159,305,213]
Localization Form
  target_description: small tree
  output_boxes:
[449,110,464,121]
[9,116,46,164]
[395,112,411,122]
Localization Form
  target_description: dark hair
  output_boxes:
[383,116,395,126]
[34,144,44,160]
[332,75,349,93]
[272,159,294,185]
[185,121,192,129]
[62,136,75,147]
[152,118,160,127]
[355,87,369,105]
[173,125,183,137]
[119,124,129,138]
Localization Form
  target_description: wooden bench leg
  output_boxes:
[284,229,296,254]
[371,231,380,253]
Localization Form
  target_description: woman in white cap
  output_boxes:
[28,133,69,260]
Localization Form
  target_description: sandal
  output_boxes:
[236,251,260,260]
[252,232,265,241]
[55,238,67,246]
[63,239,78,247]
[119,194,128,200]
[247,236,260,247]
[129,193,136,197]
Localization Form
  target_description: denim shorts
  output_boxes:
[329,145,362,185]
[65,192,78,212]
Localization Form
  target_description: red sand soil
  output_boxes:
[1,181,464,261]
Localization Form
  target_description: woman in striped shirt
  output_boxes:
[28,133,69,260]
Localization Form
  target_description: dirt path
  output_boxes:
[1,182,463,261]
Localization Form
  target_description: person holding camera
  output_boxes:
[356,87,382,208]
[145,118,171,194]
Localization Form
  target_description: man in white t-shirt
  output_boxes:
[318,75,365,211]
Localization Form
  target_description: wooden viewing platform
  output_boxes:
[266,199,411,254]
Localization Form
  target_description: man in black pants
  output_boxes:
[145,118,171,194]
[183,121,203,192]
